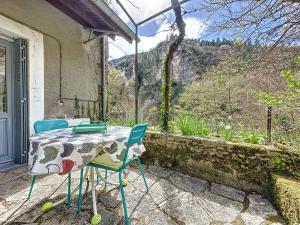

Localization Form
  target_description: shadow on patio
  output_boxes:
[0,164,285,225]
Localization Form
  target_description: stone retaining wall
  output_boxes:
[142,132,300,195]
[271,173,300,224]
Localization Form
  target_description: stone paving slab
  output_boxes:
[148,165,175,178]
[211,183,245,203]
[170,172,209,195]
[200,192,243,223]
[240,194,286,225]
[0,164,286,225]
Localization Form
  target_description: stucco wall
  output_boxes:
[0,0,101,119]
[0,14,44,135]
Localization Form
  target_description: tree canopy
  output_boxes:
[202,0,300,47]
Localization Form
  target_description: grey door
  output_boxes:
[0,39,13,164]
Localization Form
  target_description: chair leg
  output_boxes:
[67,173,71,209]
[27,175,36,200]
[136,158,149,192]
[77,168,84,214]
[119,171,129,225]
[104,170,108,189]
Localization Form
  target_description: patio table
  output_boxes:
[27,126,146,223]
[28,126,146,175]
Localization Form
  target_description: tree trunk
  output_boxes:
[160,0,186,132]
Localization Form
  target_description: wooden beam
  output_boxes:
[78,0,134,43]
[46,0,135,43]
[46,0,104,29]
[91,0,136,43]
[77,0,117,30]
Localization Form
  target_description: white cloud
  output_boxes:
[109,38,135,59]
[109,17,207,59]
[110,0,171,25]
[184,17,207,39]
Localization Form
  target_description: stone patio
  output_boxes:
[0,164,286,225]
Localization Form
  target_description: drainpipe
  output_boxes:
[135,25,139,124]
[99,37,107,121]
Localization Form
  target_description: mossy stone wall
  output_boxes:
[271,173,300,224]
[143,132,300,194]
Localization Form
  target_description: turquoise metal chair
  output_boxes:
[77,124,149,225]
[28,120,71,207]
[33,119,69,134]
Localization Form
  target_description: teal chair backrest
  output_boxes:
[127,124,148,146]
[121,124,147,168]
[34,119,69,134]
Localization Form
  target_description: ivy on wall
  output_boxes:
[160,58,172,132]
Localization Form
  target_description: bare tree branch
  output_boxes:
[201,0,300,47]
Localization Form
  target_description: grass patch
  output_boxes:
[176,115,212,137]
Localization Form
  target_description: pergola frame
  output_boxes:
[116,0,191,123]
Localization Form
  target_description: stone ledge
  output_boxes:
[271,173,300,225]
[143,132,300,194]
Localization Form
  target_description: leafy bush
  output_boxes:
[169,120,179,133]
[107,117,136,127]
[176,115,194,135]
[240,133,266,144]
[107,117,126,126]
[176,115,211,137]
[194,118,212,136]
[175,115,270,145]
[220,124,234,141]
[127,118,136,127]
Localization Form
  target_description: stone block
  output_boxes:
[271,173,300,225]
[170,172,209,195]
[211,183,245,203]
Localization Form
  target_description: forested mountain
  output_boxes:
[110,38,235,85]
[109,38,237,117]
[108,38,299,147]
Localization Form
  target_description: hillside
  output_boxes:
[109,38,236,117]
[110,38,234,85]
[108,39,299,149]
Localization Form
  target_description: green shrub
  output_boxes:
[107,117,136,127]
[194,118,212,136]
[176,115,211,137]
[127,118,136,127]
[169,120,179,133]
[240,133,266,144]
[107,117,125,126]
[220,124,234,141]
[176,115,195,135]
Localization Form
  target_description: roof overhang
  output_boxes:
[46,0,136,43]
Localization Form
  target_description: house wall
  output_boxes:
[0,14,44,135]
[0,0,101,126]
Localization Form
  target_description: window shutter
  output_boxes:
[14,39,29,164]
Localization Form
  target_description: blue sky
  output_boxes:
[108,0,222,59]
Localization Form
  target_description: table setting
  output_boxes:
[25,122,148,225]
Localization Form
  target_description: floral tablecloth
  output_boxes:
[28,126,146,175]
